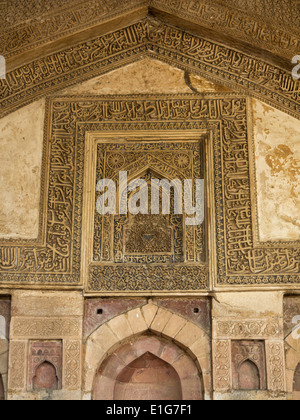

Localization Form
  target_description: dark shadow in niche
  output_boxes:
[0,374,4,400]
[33,361,59,391]
[238,360,260,391]
[293,363,300,394]
[114,352,182,401]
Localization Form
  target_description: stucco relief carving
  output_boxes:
[0,95,299,290]
[63,340,81,390]
[8,341,27,391]
[11,318,81,339]
[0,18,299,120]
[215,319,283,339]
[265,341,286,392]
[0,0,298,63]
[213,340,232,392]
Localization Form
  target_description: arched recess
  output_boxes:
[94,335,203,400]
[33,361,59,391]
[284,332,300,399]
[0,374,4,401]
[114,353,182,401]
[84,303,211,400]
[238,360,261,391]
[293,363,300,400]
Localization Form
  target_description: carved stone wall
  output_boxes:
[213,292,287,400]
[0,0,298,64]
[0,95,299,291]
[8,291,83,400]
[0,18,299,120]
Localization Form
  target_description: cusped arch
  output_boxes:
[84,303,212,400]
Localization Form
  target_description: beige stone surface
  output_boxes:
[213,291,283,319]
[11,291,84,317]
[127,308,148,335]
[60,58,227,95]
[107,315,133,341]
[150,307,173,334]
[253,99,300,242]
[175,322,202,348]
[141,303,158,328]
[0,100,45,239]
[162,313,187,338]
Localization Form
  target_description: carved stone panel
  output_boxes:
[28,341,62,391]
[213,340,232,392]
[0,18,299,121]
[63,340,81,390]
[265,341,286,392]
[231,340,267,391]
[214,319,283,340]
[0,95,299,290]
[8,341,27,391]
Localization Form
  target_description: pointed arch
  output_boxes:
[0,374,4,401]
[84,303,211,400]
[114,352,182,401]
[238,360,261,391]
[293,363,300,394]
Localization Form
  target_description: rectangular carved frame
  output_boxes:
[0,94,299,292]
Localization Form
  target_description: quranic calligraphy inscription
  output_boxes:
[0,19,299,120]
[0,95,299,291]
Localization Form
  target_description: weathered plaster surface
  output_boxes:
[253,99,300,242]
[61,57,228,95]
[212,292,283,319]
[0,100,45,239]
[0,60,227,239]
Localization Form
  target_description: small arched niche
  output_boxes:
[293,363,300,400]
[114,352,182,401]
[0,374,4,400]
[238,360,260,391]
[33,361,59,391]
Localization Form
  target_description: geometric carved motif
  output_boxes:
[0,95,299,290]
[11,318,81,339]
[8,341,26,391]
[63,341,81,390]
[28,341,62,391]
[93,139,204,267]
[0,18,299,120]
[231,340,267,390]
